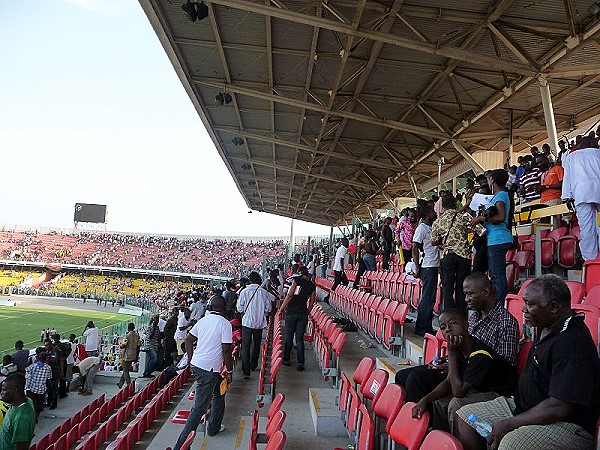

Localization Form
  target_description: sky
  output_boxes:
[0,0,332,238]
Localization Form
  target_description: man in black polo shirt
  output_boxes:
[411,309,517,434]
[457,274,600,450]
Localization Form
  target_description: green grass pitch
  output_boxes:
[0,306,131,355]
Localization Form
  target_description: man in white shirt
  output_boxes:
[82,321,99,357]
[171,296,233,450]
[174,309,192,357]
[412,203,440,336]
[325,237,349,303]
[236,272,273,379]
[562,137,600,260]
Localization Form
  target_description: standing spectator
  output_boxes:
[0,373,36,449]
[117,323,140,388]
[515,156,526,190]
[398,209,418,263]
[471,169,513,303]
[11,341,29,374]
[42,340,59,410]
[237,272,272,379]
[174,309,192,359]
[319,247,329,279]
[72,356,101,396]
[262,269,281,314]
[65,334,77,392]
[171,296,233,450]
[280,267,316,371]
[51,334,69,399]
[362,231,379,272]
[519,156,543,203]
[562,136,600,260]
[82,321,99,357]
[163,308,179,367]
[353,231,367,289]
[25,353,52,419]
[430,194,471,311]
[413,203,440,336]
[222,281,238,320]
[324,237,349,303]
[142,316,160,378]
[381,218,394,270]
[537,154,564,207]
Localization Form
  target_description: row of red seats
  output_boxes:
[307,305,347,386]
[106,368,189,450]
[257,313,283,408]
[249,393,287,450]
[338,357,462,450]
[517,224,581,269]
[31,382,136,450]
[329,284,409,356]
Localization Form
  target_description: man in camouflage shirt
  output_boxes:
[430,193,472,311]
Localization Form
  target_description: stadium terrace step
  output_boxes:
[308,388,347,437]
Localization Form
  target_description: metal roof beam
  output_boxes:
[207,0,537,76]
[194,79,449,140]
[229,156,376,190]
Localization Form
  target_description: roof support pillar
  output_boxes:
[451,141,485,175]
[539,76,560,158]
[408,172,419,199]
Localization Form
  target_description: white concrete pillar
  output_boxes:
[539,77,560,158]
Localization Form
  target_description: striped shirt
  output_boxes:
[520,168,543,202]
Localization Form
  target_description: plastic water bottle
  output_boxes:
[44,414,57,419]
[467,414,492,438]
[431,355,440,367]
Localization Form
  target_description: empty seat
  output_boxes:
[265,410,286,440]
[422,333,440,365]
[584,259,600,294]
[264,430,286,450]
[584,285,600,309]
[389,402,430,450]
[360,369,389,405]
[372,384,406,433]
[565,280,586,305]
[352,357,375,390]
[558,225,581,268]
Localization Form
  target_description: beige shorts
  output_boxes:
[456,396,594,450]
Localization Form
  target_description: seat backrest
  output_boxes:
[360,369,389,402]
[332,332,347,356]
[422,333,439,365]
[548,226,568,242]
[346,389,361,433]
[267,393,285,419]
[356,403,375,450]
[264,430,286,450]
[514,251,533,269]
[339,373,351,413]
[389,402,429,450]
[352,357,375,386]
[566,280,586,305]
[180,430,196,450]
[504,295,525,334]
[372,384,406,433]
[585,285,600,309]
[584,259,600,294]
[265,410,286,440]
[418,430,463,450]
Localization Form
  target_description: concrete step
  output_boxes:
[308,388,347,438]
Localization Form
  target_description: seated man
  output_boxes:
[396,272,519,403]
[457,274,600,450]
[411,309,517,434]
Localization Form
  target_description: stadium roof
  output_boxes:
[140,0,600,225]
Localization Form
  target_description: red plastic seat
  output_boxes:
[352,357,375,389]
[540,227,568,268]
[66,426,81,447]
[372,383,406,433]
[418,430,463,450]
[49,427,62,444]
[180,431,196,450]
[249,410,259,450]
[346,388,361,434]
[355,404,375,450]
[264,430,286,450]
[584,259,600,294]
[422,333,440,365]
[585,285,600,309]
[53,434,68,450]
[171,410,191,425]
[566,280,586,305]
[558,225,581,268]
[267,393,285,419]
[514,250,534,271]
[505,295,525,335]
[389,402,429,450]
[360,369,389,404]
[36,434,50,450]
[265,410,286,440]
